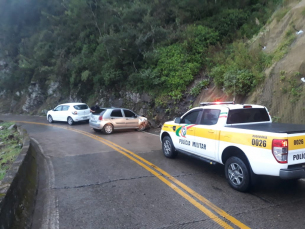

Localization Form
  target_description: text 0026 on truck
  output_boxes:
[160,101,305,192]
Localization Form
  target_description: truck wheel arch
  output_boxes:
[222,146,258,189]
[161,132,171,141]
[221,146,251,169]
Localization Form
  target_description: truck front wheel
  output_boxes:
[225,156,250,192]
[162,136,178,158]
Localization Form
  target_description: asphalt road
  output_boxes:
[1,114,305,229]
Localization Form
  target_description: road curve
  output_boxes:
[1,114,305,229]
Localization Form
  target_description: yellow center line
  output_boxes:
[17,121,250,229]
[71,128,250,229]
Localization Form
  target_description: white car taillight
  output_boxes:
[272,139,288,163]
[72,111,77,115]
[98,115,103,121]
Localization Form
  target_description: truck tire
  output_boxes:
[162,136,178,158]
[225,156,250,192]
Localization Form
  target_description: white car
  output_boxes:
[47,103,90,125]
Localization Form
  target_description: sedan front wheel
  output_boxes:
[48,115,53,123]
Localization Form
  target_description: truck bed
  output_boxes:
[228,123,305,134]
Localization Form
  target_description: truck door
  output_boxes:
[173,109,201,153]
[109,109,125,128]
[193,109,221,159]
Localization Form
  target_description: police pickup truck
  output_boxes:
[160,102,305,192]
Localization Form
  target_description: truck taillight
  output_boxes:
[98,115,103,121]
[272,139,288,163]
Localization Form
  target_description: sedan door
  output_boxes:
[123,109,138,128]
[60,105,70,121]
[52,106,62,121]
[109,109,125,129]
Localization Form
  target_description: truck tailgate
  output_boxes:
[229,123,305,165]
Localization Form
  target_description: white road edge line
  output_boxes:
[143,131,159,136]
[32,138,59,229]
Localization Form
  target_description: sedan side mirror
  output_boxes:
[174,117,181,124]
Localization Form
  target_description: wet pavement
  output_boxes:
[1,114,305,228]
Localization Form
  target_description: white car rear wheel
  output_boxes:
[67,117,74,125]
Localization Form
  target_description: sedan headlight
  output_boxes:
[139,117,147,122]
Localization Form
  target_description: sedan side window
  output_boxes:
[200,109,220,125]
[62,105,69,111]
[181,110,201,124]
[123,109,136,118]
[54,106,62,111]
[111,109,123,117]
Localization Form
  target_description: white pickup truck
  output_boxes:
[160,102,305,192]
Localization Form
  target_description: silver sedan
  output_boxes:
[89,108,148,134]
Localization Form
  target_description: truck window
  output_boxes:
[227,108,270,124]
[181,110,201,124]
[200,109,220,125]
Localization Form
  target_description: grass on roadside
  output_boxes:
[0,122,22,181]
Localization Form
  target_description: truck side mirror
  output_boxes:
[174,117,181,124]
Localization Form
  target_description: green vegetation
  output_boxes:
[0,122,22,181]
[274,7,291,22]
[272,116,281,123]
[279,71,303,103]
[302,7,305,16]
[209,42,272,95]
[190,80,210,96]
[273,29,296,62]
[0,0,282,103]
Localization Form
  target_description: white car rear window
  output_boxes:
[73,104,88,110]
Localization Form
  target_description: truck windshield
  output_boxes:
[227,108,270,124]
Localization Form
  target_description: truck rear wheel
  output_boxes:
[162,136,178,158]
[225,156,250,192]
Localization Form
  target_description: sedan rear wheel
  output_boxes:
[103,124,113,134]
[67,117,74,125]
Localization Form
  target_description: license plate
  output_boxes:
[82,116,88,119]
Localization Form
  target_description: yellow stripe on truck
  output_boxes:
[219,131,273,150]
[164,124,305,151]
[288,135,305,150]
